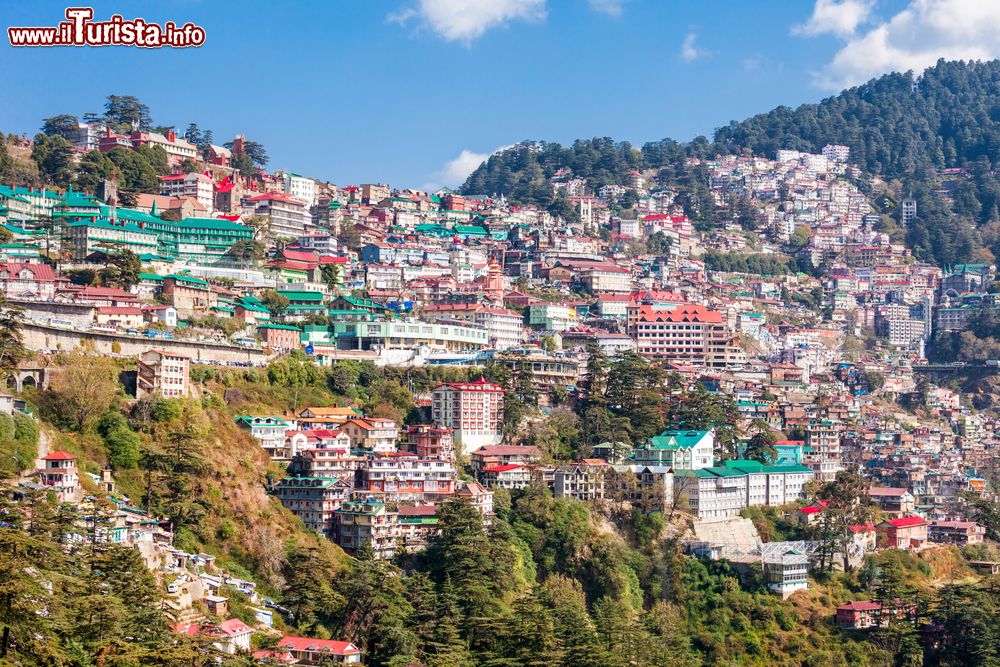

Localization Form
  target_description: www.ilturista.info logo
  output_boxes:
[8,7,205,48]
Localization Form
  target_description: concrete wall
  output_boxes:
[21,322,273,364]
[11,299,97,328]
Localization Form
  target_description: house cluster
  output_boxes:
[238,377,505,559]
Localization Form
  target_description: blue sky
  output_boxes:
[0,0,991,189]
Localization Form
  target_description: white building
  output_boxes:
[160,172,215,212]
[249,192,308,239]
[280,171,317,208]
[137,349,190,399]
[764,549,809,598]
[674,461,814,522]
[431,378,504,454]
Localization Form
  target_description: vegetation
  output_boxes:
[462,60,1000,267]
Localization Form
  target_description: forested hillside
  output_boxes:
[462,59,1000,266]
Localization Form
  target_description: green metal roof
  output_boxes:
[165,273,209,286]
[647,430,710,450]
[276,290,324,302]
[258,324,302,332]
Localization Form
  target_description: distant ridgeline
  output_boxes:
[463,60,1000,268]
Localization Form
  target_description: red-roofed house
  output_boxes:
[275,635,362,664]
[868,487,916,515]
[249,192,308,238]
[928,520,985,546]
[172,618,253,654]
[39,451,79,501]
[480,464,533,490]
[836,601,882,629]
[634,304,745,368]
[341,418,399,453]
[0,262,56,299]
[877,516,928,550]
[95,306,144,329]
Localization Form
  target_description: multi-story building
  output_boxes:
[495,351,580,395]
[249,192,308,239]
[553,464,606,501]
[634,304,746,368]
[803,420,842,482]
[341,418,399,453]
[868,487,916,516]
[431,378,504,454]
[234,416,292,461]
[456,480,494,516]
[527,303,578,331]
[303,319,491,354]
[137,349,190,399]
[334,497,398,560]
[258,324,302,351]
[631,429,714,470]
[876,516,928,550]
[160,173,214,211]
[0,262,57,299]
[98,214,252,266]
[38,451,79,502]
[405,424,454,459]
[480,464,533,490]
[288,447,365,481]
[674,462,813,522]
[279,171,317,208]
[163,274,213,315]
[73,121,106,151]
[129,129,199,169]
[421,303,524,350]
[357,455,457,504]
[928,520,985,546]
[578,262,632,293]
[360,184,390,205]
[764,549,809,598]
[67,220,160,261]
[821,144,850,163]
[274,476,351,535]
[469,445,542,472]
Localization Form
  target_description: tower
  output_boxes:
[485,257,504,303]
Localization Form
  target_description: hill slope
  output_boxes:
[462,59,1000,266]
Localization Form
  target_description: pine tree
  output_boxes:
[424,578,474,667]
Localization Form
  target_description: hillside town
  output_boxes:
[2,99,1000,666]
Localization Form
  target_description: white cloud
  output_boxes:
[389,0,546,44]
[680,32,704,62]
[808,0,1000,91]
[588,0,628,17]
[792,0,875,37]
[431,149,492,189]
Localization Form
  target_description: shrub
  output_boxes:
[0,414,16,441]
[13,413,39,446]
[152,398,183,423]
[105,426,141,469]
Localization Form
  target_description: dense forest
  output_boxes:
[462,59,1000,267]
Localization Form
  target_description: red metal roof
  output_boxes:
[884,515,928,528]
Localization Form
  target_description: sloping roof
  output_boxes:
[884,515,928,528]
[277,635,360,655]
[647,430,710,451]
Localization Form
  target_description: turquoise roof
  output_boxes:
[647,430,710,450]
[165,273,209,286]
[259,323,302,332]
